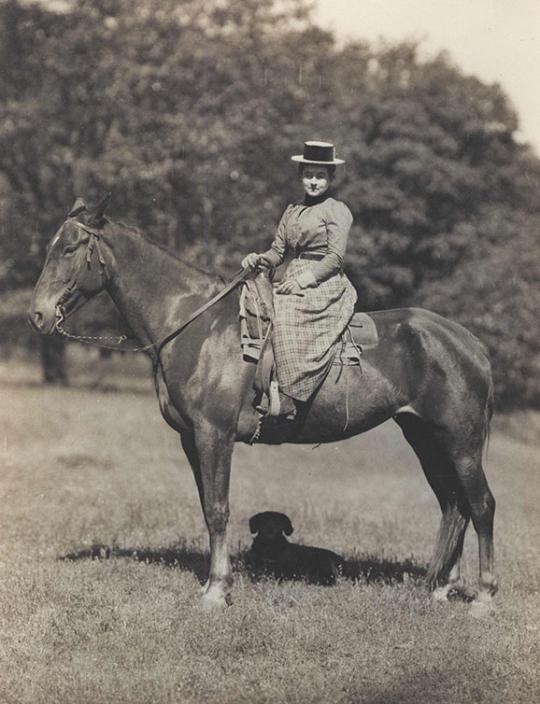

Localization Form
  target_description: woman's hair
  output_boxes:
[298,164,336,178]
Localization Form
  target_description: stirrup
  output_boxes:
[268,380,281,416]
[255,380,281,417]
[267,381,297,420]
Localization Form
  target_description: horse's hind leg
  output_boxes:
[394,413,470,599]
[452,450,497,612]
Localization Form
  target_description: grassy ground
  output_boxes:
[0,363,538,703]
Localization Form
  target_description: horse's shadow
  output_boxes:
[61,544,428,587]
[61,544,475,601]
[341,554,427,585]
[61,544,209,583]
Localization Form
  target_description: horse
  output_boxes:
[28,198,497,613]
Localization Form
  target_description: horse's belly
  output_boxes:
[236,364,400,445]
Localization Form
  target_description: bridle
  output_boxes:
[55,221,108,296]
[54,220,127,347]
[53,219,250,357]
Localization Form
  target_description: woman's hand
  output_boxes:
[275,279,304,296]
[241,252,263,271]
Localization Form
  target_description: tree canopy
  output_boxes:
[0,0,539,406]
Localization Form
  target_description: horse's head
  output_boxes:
[28,195,111,334]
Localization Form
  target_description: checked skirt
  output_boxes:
[272,259,357,402]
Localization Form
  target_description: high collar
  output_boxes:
[303,192,331,206]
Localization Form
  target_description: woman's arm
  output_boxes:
[241,206,291,270]
[296,200,353,288]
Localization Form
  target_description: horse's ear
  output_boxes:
[90,191,112,226]
[249,514,262,535]
[68,197,87,218]
[90,191,112,225]
[281,514,294,536]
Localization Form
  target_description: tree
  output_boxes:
[417,213,540,408]
[0,0,539,406]
[329,42,540,307]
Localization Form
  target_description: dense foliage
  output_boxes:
[0,0,539,406]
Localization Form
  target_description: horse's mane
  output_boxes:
[107,217,222,281]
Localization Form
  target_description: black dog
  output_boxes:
[247,511,344,585]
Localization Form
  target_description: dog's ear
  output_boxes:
[280,514,294,536]
[249,514,262,534]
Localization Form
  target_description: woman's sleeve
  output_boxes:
[259,206,291,267]
[297,200,353,288]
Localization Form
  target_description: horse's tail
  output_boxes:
[481,360,495,458]
[426,503,469,589]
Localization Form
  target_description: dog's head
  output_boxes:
[249,511,293,541]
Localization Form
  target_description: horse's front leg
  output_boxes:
[187,422,234,609]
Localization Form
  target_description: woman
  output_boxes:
[242,140,357,419]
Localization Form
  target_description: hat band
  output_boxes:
[303,143,335,162]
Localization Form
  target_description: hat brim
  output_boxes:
[291,155,345,165]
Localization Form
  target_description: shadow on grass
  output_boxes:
[342,554,427,585]
[60,545,475,601]
[61,544,209,583]
[60,544,428,587]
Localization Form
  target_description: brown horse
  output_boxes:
[29,199,497,613]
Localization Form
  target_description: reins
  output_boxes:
[54,221,250,358]
[154,267,249,358]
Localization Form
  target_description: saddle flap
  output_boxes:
[349,312,378,350]
[240,274,274,319]
[253,324,275,397]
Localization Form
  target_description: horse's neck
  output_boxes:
[102,225,220,346]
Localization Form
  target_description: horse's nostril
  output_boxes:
[32,311,43,329]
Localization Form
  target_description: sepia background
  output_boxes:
[0,1,538,703]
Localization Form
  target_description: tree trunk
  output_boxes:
[40,336,68,385]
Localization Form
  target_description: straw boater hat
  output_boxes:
[291,141,345,165]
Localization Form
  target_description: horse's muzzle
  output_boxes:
[28,309,43,332]
[27,307,55,335]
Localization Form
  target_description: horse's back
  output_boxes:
[367,307,491,378]
[365,307,493,433]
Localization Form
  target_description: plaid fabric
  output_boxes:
[273,259,357,401]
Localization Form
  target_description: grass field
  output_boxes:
[0,362,539,703]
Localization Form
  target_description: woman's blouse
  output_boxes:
[261,197,353,289]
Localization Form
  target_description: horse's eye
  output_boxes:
[63,244,78,255]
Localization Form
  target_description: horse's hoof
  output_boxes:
[470,597,495,619]
[432,586,450,603]
[200,586,232,610]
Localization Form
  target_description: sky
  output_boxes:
[315,0,540,153]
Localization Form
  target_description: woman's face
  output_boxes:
[301,165,331,198]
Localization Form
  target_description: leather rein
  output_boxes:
[54,221,250,358]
